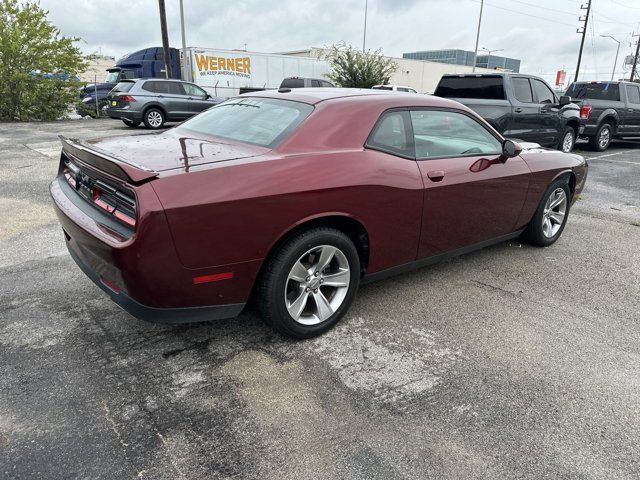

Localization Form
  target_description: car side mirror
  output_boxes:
[559,95,571,106]
[205,93,211,99]
[501,139,523,159]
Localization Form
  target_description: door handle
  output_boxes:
[157,95,165,98]
[628,109,634,112]
[514,108,523,113]
[427,170,445,182]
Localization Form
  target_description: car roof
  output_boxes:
[240,87,468,109]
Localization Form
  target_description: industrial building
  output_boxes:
[403,49,521,73]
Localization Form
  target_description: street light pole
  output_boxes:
[362,0,368,52]
[480,47,503,69]
[157,0,172,78]
[472,0,484,72]
[179,0,188,82]
[600,35,620,82]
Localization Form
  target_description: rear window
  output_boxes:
[435,76,506,100]
[567,83,620,101]
[280,78,305,88]
[112,81,134,92]
[177,97,314,148]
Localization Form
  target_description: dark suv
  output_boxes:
[566,81,640,151]
[280,77,335,88]
[106,79,223,129]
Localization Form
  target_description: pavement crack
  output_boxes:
[102,402,130,449]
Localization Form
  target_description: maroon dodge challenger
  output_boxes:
[50,89,587,338]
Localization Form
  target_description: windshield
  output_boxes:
[177,97,314,148]
[105,71,120,83]
[567,82,620,101]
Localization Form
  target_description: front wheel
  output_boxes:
[257,228,360,339]
[588,123,612,152]
[559,126,576,153]
[522,178,571,247]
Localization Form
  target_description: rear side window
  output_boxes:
[626,85,640,104]
[366,110,413,157]
[311,79,321,87]
[113,81,134,92]
[281,78,305,88]
[178,97,313,148]
[372,85,393,91]
[435,76,505,100]
[320,81,334,87]
[168,82,185,95]
[568,83,621,101]
[512,77,534,103]
[141,81,156,93]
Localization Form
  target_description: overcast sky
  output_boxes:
[41,0,640,84]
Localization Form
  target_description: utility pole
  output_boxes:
[362,0,368,52]
[472,0,484,72]
[158,0,172,78]
[179,0,188,82]
[631,33,640,82]
[574,1,591,83]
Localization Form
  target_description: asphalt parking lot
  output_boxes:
[1,119,639,480]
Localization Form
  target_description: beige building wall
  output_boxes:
[278,47,493,93]
[79,55,115,84]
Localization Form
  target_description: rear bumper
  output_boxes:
[67,244,244,323]
[106,107,142,122]
[50,176,249,324]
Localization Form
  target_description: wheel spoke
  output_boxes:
[289,260,309,283]
[549,211,565,225]
[542,218,552,237]
[287,288,309,320]
[315,246,336,273]
[550,193,564,208]
[313,290,334,321]
[322,268,350,287]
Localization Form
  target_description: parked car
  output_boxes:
[565,81,640,151]
[105,79,223,129]
[279,77,335,88]
[434,73,584,153]
[372,84,418,93]
[50,89,587,339]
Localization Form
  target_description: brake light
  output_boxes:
[119,95,136,102]
[92,182,136,227]
[580,105,592,120]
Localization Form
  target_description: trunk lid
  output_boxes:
[68,130,269,180]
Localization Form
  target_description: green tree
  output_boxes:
[324,43,398,88]
[0,0,86,120]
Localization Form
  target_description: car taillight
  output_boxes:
[119,95,136,103]
[580,105,592,120]
[92,180,137,227]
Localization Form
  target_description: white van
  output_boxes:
[372,84,418,93]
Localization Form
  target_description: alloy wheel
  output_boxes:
[541,188,567,238]
[284,245,350,326]
[599,126,611,150]
[147,111,163,128]
[562,131,574,153]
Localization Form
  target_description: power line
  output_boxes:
[470,0,576,27]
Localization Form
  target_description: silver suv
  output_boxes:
[106,79,223,129]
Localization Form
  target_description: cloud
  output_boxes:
[40,0,638,83]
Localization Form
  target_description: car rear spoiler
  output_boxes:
[59,135,159,184]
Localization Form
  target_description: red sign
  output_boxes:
[555,70,567,86]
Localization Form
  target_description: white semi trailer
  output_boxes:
[184,47,331,97]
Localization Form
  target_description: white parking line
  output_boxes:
[587,152,625,161]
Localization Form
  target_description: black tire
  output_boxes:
[257,227,360,339]
[588,123,612,152]
[143,108,165,129]
[122,119,141,127]
[558,126,576,153]
[522,177,571,247]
